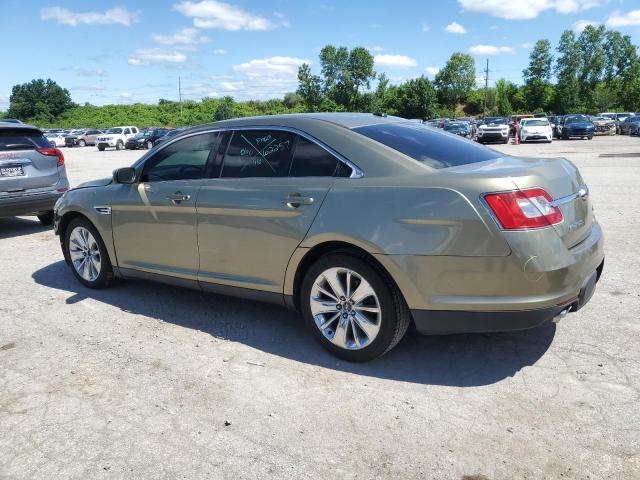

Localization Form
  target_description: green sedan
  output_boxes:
[53,113,604,361]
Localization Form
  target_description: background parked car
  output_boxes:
[443,121,472,138]
[547,115,561,138]
[0,123,69,225]
[96,126,139,151]
[557,114,595,140]
[589,116,616,135]
[519,118,553,143]
[612,112,634,134]
[618,115,640,135]
[125,128,171,150]
[46,132,66,147]
[154,127,185,146]
[65,128,104,147]
[0,118,23,124]
[476,116,510,144]
[509,114,534,136]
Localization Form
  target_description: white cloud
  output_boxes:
[422,24,430,32]
[520,42,534,49]
[425,67,440,77]
[72,84,106,91]
[40,6,139,26]
[153,27,209,45]
[72,66,107,77]
[606,10,640,27]
[572,19,599,32]
[445,22,467,34]
[213,48,228,55]
[367,45,384,53]
[458,0,603,20]
[374,54,418,68]
[468,44,515,55]
[174,0,275,30]
[128,49,188,66]
[233,56,310,77]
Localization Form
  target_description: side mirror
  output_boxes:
[113,167,136,184]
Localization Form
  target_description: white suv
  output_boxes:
[96,126,139,151]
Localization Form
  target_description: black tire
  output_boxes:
[588,135,593,140]
[63,217,114,289]
[300,252,411,362]
[78,139,86,147]
[116,140,124,151]
[147,141,153,149]
[503,138,509,144]
[98,145,105,151]
[37,211,54,225]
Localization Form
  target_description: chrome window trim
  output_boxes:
[134,125,364,179]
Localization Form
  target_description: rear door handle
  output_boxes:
[284,192,314,208]
[167,191,191,204]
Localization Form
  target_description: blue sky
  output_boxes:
[2,0,640,110]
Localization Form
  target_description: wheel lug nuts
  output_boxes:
[340,296,345,301]
[350,311,356,316]
[336,304,342,310]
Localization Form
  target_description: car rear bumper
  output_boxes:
[411,260,603,334]
[0,191,63,217]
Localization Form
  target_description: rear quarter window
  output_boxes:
[0,129,50,151]
[353,122,500,169]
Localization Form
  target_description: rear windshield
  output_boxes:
[0,129,51,151]
[106,128,123,134]
[353,122,500,169]
[480,117,507,125]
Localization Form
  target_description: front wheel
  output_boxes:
[98,145,105,151]
[78,139,86,147]
[301,253,411,362]
[63,217,114,289]
[116,140,124,150]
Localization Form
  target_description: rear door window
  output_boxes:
[353,122,500,169]
[0,129,50,151]
[221,130,295,178]
[289,136,342,177]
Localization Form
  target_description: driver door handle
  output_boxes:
[167,191,191,204]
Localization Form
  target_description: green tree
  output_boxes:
[576,25,606,112]
[393,76,438,119]
[296,63,323,111]
[214,96,235,121]
[7,78,74,121]
[283,92,302,109]
[553,30,580,113]
[494,79,513,116]
[434,53,476,109]
[523,39,553,112]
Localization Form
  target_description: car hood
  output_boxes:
[565,122,593,128]
[74,177,112,190]
[592,119,614,125]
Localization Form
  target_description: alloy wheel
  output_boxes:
[68,226,102,282]
[310,267,381,350]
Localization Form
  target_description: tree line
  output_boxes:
[4,25,639,128]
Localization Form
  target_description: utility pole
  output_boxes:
[178,76,183,122]
[483,58,489,117]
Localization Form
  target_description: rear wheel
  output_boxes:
[37,211,54,226]
[301,253,411,362]
[63,218,114,289]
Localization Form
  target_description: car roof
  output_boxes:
[191,112,407,132]
[0,121,42,132]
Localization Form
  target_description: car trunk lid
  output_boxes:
[0,128,61,193]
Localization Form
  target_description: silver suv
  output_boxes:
[0,122,70,225]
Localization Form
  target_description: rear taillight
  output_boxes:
[37,148,65,167]
[483,188,563,230]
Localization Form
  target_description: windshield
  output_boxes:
[565,115,589,124]
[353,122,500,169]
[106,128,123,134]
[481,117,507,125]
[522,120,549,126]
[444,123,466,129]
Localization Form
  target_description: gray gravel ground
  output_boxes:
[1,136,639,479]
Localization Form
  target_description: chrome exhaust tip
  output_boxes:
[552,307,571,323]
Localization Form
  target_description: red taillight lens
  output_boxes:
[37,148,65,166]
[483,188,563,230]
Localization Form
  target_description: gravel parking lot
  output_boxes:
[1,136,639,479]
